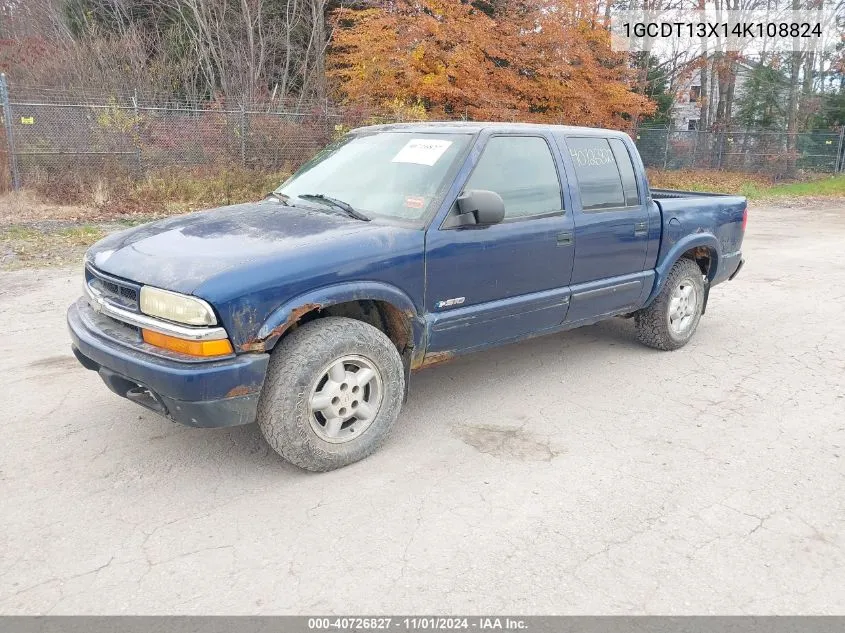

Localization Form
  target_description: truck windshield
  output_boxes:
[276,132,472,222]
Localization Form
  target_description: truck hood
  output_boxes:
[87,201,378,294]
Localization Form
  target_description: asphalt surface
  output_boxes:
[1,201,844,614]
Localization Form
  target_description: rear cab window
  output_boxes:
[562,136,641,211]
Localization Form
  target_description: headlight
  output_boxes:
[139,286,217,326]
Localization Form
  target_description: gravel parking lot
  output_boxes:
[1,201,844,614]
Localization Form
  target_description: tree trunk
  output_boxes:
[310,0,328,101]
[697,57,709,169]
[784,0,804,175]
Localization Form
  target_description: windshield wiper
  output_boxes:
[265,191,291,204]
[296,194,370,222]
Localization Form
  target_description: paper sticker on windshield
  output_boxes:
[404,196,426,209]
[392,139,452,166]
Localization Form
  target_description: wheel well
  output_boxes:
[283,300,413,355]
[682,246,714,278]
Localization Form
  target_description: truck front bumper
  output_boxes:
[67,298,270,428]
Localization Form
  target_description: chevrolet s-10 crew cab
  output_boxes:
[68,122,747,471]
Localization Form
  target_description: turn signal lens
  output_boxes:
[142,329,233,357]
[742,206,748,231]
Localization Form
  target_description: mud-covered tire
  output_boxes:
[257,316,405,471]
[635,258,705,351]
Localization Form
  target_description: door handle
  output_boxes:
[633,222,648,237]
[556,231,574,246]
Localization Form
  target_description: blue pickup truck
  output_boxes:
[68,122,746,471]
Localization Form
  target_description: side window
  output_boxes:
[463,136,562,219]
[565,136,626,211]
[608,138,640,206]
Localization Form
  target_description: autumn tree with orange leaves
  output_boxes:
[328,0,655,127]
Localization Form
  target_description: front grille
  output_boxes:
[83,301,144,344]
[85,265,141,312]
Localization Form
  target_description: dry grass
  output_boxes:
[0,224,106,269]
[646,168,845,201]
[0,190,95,225]
[102,167,290,217]
[1,167,290,225]
[647,169,777,197]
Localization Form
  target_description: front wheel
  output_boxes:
[635,258,705,351]
[257,317,405,471]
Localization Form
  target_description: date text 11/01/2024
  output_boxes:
[308,617,528,630]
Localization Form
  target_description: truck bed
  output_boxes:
[650,190,746,288]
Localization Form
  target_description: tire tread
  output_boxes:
[635,258,704,351]
[257,317,404,471]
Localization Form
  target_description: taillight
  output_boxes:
[741,206,748,231]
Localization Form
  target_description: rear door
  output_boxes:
[558,135,654,323]
[423,133,575,355]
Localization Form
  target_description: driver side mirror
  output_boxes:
[448,189,506,227]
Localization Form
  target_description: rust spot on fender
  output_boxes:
[380,303,411,353]
[239,302,322,352]
[226,385,253,398]
[412,350,455,370]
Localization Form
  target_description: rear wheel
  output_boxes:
[257,317,405,471]
[635,258,705,351]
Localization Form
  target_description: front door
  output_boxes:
[424,134,575,355]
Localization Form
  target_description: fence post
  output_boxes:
[240,105,246,168]
[0,73,20,190]
[836,126,844,173]
[690,129,698,169]
[662,124,671,169]
[132,88,142,178]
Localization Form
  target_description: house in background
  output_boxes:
[671,69,704,130]
[670,61,771,131]
[641,58,831,174]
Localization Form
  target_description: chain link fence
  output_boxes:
[634,126,845,175]
[0,76,383,192]
[2,75,845,192]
